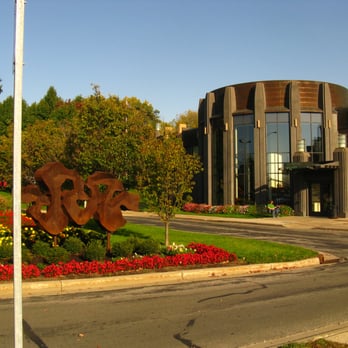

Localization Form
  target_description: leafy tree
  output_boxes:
[137,134,202,246]
[30,86,63,121]
[0,96,14,136]
[68,92,159,187]
[0,128,13,187]
[22,119,72,184]
[172,109,198,130]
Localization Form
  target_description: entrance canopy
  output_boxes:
[285,161,339,171]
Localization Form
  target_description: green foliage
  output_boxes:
[32,240,70,264]
[22,247,33,264]
[0,198,8,211]
[137,134,202,245]
[22,119,72,184]
[0,241,12,260]
[45,246,70,264]
[84,240,106,261]
[111,236,161,258]
[32,240,51,258]
[0,131,13,187]
[111,238,136,258]
[172,109,198,129]
[279,205,295,216]
[63,237,86,255]
[0,96,14,136]
[68,94,159,187]
[136,238,161,256]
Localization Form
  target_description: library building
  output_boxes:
[182,80,348,217]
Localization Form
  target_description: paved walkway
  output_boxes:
[171,212,348,231]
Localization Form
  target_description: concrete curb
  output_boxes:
[0,256,323,299]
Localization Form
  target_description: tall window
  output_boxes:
[266,113,290,205]
[301,112,323,162]
[234,115,254,204]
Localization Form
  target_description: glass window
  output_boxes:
[266,113,290,205]
[301,112,323,162]
[234,115,254,204]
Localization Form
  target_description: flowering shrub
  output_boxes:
[182,203,249,215]
[0,210,36,230]
[182,202,294,216]
[0,242,238,281]
[164,242,193,256]
[0,210,106,251]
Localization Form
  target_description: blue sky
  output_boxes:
[1,0,348,122]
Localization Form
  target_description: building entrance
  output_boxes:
[308,172,334,217]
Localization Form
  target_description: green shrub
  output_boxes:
[0,241,13,260]
[135,238,161,256]
[46,246,70,264]
[111,239,135,258]
[63,237,85,255]
[32,240,51,258]
[0,198,7,211]
[22,247,33,264]
[62,225,106,246]
[280,205,294,216]
[84,240,105,261]
[246,205,257,216]
[111,237,161,258]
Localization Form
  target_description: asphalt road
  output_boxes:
[1,216,348,348]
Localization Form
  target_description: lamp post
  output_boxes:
[239,139,251,203]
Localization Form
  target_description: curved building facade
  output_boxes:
[183,80,348,217]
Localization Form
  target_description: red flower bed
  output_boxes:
[0,243,238,281]
[0,210,36,230]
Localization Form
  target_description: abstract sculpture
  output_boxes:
[22,162,139,250]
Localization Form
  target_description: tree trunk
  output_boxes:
[106,231,111,254]
[164,221,170,247]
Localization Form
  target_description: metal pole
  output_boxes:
[13,0,25,347]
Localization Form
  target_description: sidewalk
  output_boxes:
[171,212,348,232]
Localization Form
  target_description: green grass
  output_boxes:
[112,223,318,264]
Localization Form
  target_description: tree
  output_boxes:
[137,134,202,246]
[32,86,62,121]
[68,92,159,187]
[22,119,72,184]
[0,128,13,188]
[172,109,198,130]
[0,96,14,136]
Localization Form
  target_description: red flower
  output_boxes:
[0,243,238,280]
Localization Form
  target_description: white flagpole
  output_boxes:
[13,0,25,347]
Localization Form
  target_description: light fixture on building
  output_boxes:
[338,134,347,148]
[297,139,305,152]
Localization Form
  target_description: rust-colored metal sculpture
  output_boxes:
[22,162,139,250]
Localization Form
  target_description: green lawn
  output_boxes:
[113,223,318,264]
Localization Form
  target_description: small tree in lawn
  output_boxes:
[138,133,202,246]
